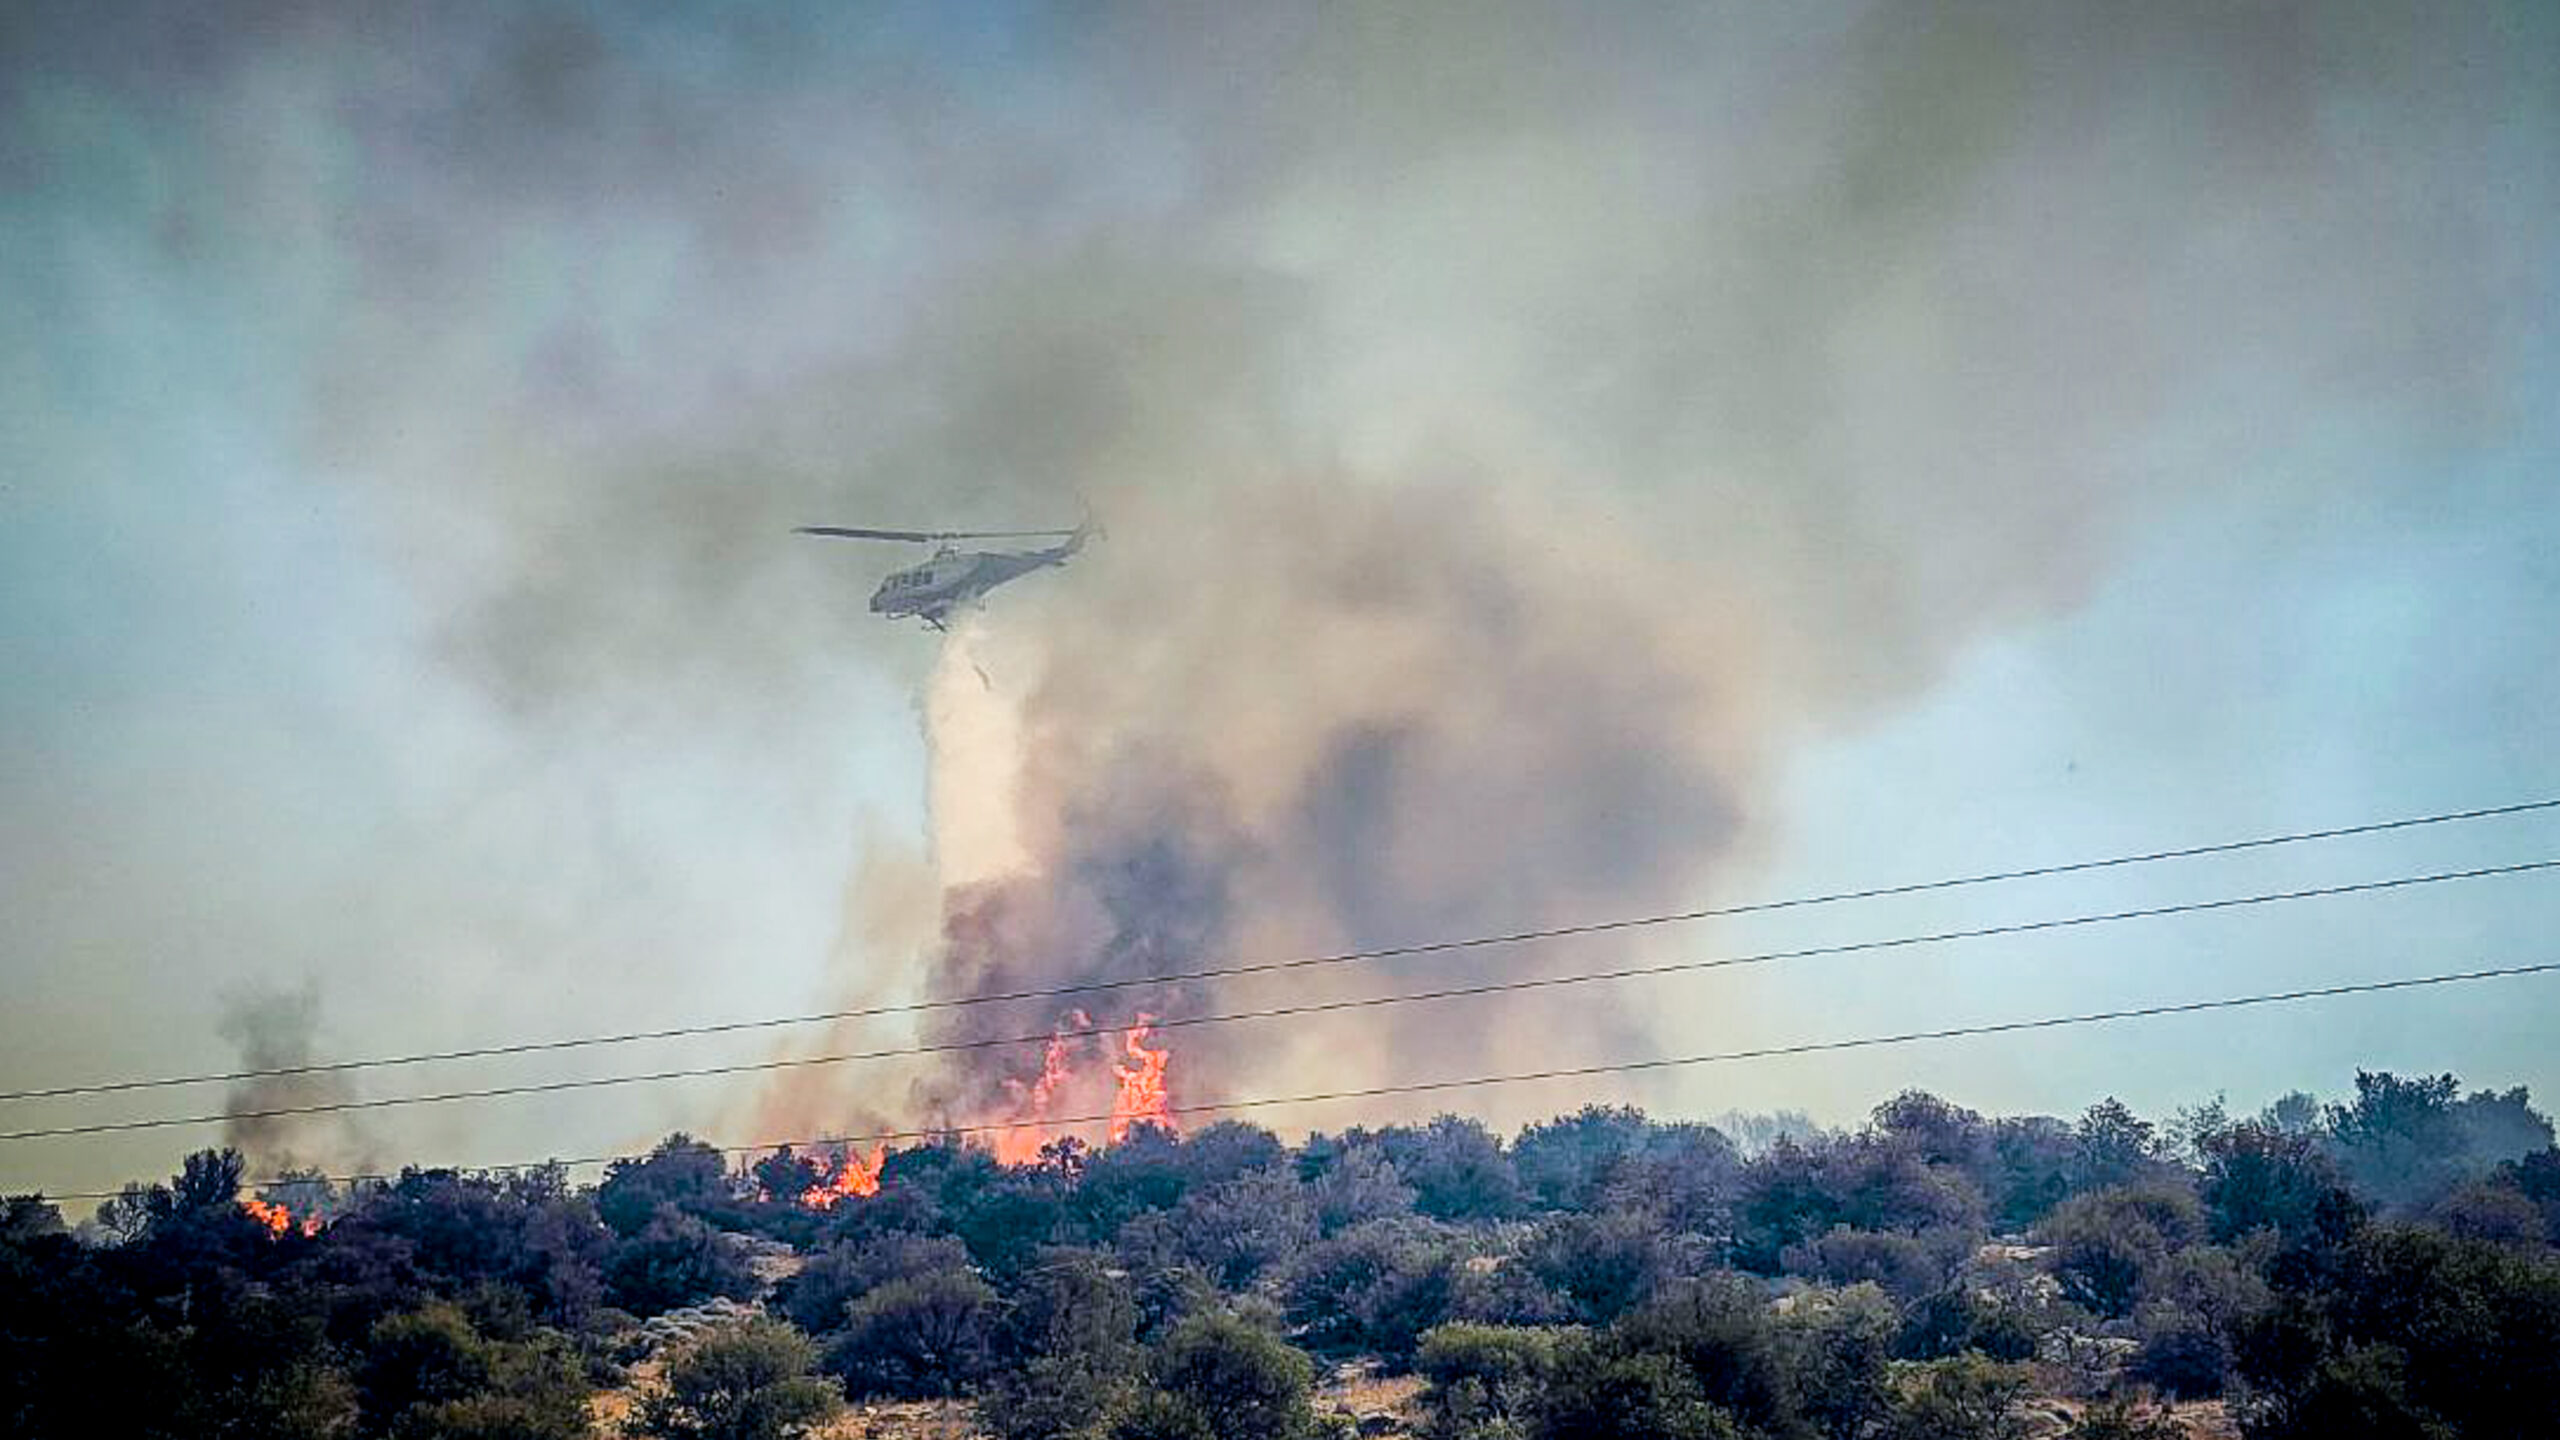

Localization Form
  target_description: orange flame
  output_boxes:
[240,1196,320,1236]
[991,1018,1081,1165]
[800,1144,886,1209]
[1109,1015,1175,1142]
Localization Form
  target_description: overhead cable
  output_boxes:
[5,856,2550,1143]
[5,795,2552,1105]
[29,958,2559,1204]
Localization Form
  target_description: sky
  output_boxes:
[2,1,2556,1204]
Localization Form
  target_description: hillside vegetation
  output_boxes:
[6,1069,2558,1439]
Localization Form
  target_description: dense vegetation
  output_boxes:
[5,1069,2557,1438]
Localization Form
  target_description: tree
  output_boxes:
[1603,1123,1743,1236]
[2233,1222,2560,1439]
[1873,1092,1991,1171]
[2320,1072,2553,1216]
[2,1195,66,1244]
[635,1320,840,1440]
[2038,1186,2204,1318]
[2196,1121,2353,1245]
[1735,1134,1985,1270]
[2126,1245,2265,1399]
[1513,1106,1657,1212]
[749,1148,824,1207]
[600,1135,738,1237]
[1781,1226,1947,1302]
[1360,1118,1522,1222]
[2066,1398,2189,1440]
[1773,1284,1898,1440]
[1606,1279,1808,1437]
[1119,1168,1318,1290]
[1894,1287,2040,1363]
[2073,1100,2163,1194]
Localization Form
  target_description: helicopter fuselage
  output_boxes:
[868,534,1083,628]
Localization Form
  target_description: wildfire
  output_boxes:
[981,1011,1178,1161]
[240,1196,320,1237]
[800,1144,886,1209]
[991,1021,1079,1165]
[1109,1015,1175,1142]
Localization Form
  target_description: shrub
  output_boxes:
[1885,1354,2033,1440]
[823,1268,998,1398]
[1415,1325,1558,1440]
[633,1319,839,1440]
[1520,1212,1669,1324]
[772,1232,971,1334]
[1112,1313,1319,1440]
[604,1211,755,1318]
[1782,1227,1945,1302]
[1534,1341,1741,1440]
[1280,1220,1464,1361]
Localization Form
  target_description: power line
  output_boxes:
[29,958,2560,1204]
[7,856,2550,1143]
[6,795,2553,1106]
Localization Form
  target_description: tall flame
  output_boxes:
[800,1144,886,1209]
[1109,1015,1175,1142]
[991,1019,1080,1165]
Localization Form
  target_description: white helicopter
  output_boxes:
[795,519,1095,629]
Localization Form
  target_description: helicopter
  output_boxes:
[794,520,1095,629]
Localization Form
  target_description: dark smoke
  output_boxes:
[218,984,379,1176]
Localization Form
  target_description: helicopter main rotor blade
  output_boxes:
[795,525,1082,543]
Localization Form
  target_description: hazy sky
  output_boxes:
[4,1,2556,1203]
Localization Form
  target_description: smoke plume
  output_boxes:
[4,2,2548,1187]
[218,985,379,1177]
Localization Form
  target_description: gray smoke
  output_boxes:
[218,984,379,1176]
[6,2,2547,1175]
